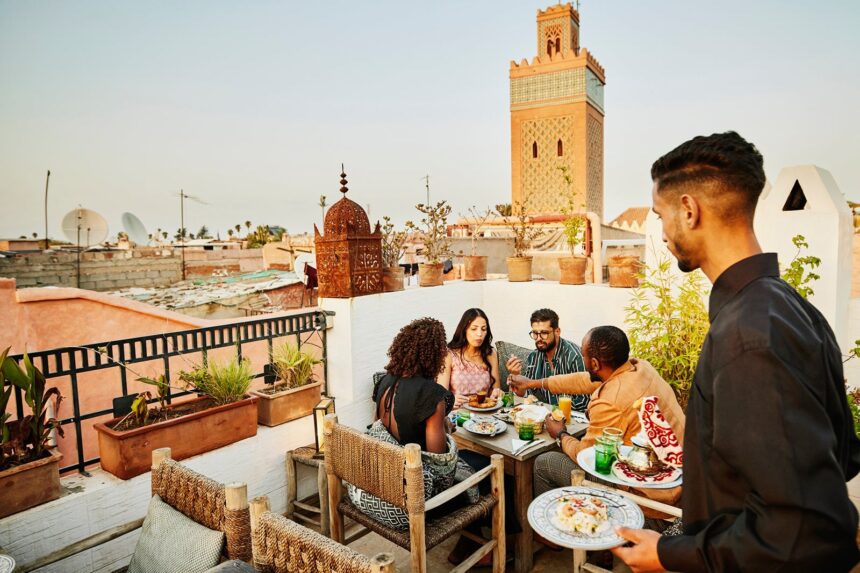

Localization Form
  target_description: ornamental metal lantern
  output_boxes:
[313,166,383,298]
[313,396,336,457]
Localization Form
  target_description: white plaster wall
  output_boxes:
[755,165,853,349]
[0,418,317,573]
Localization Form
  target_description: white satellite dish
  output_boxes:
[121,212,149,245]
[61,208,109,247]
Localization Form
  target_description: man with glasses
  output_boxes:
[505,308,588,410]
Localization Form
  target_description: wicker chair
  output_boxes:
[150,448,253,564]
[324,414,506,573]
[249,496,395,573]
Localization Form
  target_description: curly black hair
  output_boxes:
[651,131,765,220]
[385,317,448,379]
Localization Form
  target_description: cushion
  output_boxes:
[128,494,225,573]
[496,340,532,390]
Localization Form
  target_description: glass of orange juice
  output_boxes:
[558,395,572,423]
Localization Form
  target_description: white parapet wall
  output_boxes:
[0,418,317,573]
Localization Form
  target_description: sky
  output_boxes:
[1,0,858,241]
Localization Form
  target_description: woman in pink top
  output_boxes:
[437,308,501,408]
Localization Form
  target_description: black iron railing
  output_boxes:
[7,310,331,475]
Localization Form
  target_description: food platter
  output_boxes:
[528,486,643,550]
[612,460,682,486]
[464,400,503,412]
[462,416,507,436]
[576,446,682,489]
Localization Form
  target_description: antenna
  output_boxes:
[44,170,50,250]
[174,190,208,280]
[61,207,109,288]
[121,212,149,245]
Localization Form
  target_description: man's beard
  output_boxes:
[536,338,557,353]
[588,369,602,382]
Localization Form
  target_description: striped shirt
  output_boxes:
[524,337,589,411]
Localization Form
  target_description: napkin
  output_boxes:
[636,396,683,468]
[511,438,541,455]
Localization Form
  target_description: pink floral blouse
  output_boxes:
[448,349,493,396]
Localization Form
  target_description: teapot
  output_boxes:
[617,433,662,475]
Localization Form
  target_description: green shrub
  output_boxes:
[188,359,253,405]
[272,342,321,390]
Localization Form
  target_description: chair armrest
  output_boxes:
[425,463,495,511]
[582,479,682,518]
[205,559,257,572]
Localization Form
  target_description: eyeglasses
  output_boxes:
[528,330,554,340]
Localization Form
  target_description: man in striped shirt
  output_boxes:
[505,308,589,411]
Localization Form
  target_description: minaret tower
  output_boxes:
[509,3,606,217]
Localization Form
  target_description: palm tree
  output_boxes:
[227,229,234,238]
[162,231,168,240]
[319,195,327,222]
[234,224,241,234]
[244,220,251,232]
[196,225,210,239]
[31,232,38,238]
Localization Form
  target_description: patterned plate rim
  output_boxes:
[611,460,682,486]
[527,486,644,550]
[576,446,683,489]
[463,417,506,435]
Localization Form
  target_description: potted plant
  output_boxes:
[250,341,323,426]
[461,206,495,281]
[0,349,64,518]
[381,216,409,292]
[557,168,588,285]
[407,201,452,287]
[94,357,258,480]
[608,255,642,287]
[497,196,541,282]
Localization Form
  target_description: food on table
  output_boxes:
[525,395,539,405]
[471,398,498,409]
[554,495,610,536]
[468,394,480,407]
[471,419,499,433]
[551,408,565,422]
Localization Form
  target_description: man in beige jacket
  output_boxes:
[509,325,684,507]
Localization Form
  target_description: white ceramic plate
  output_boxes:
[528,486,644,550]
[0,554,15,573]
[464,401,503,413]
[462,417,507,436]
[576,446,683,489]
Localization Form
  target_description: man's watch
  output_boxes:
[555,430,571,448]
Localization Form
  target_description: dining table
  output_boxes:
[452,403,588,573]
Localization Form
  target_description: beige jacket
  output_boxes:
[548,358,685,508]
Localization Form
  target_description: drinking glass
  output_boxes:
[558,395,572,422]
[456,411,471,427]
[594,436,616,475]
[517,421,535,441]
[502,390,515,408]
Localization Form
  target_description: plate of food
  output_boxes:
[527,486,644,550]
[462,416,507,436]
[464,398,503,412]
[612,460,682,486]
[576,446,682,489]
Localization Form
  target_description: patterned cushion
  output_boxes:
[128,494,225,573]
[496,341,532,390]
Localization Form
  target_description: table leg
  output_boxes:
[514,458,535,573]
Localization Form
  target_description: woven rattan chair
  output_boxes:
[249,495,395,573]
[324,414,505,573]
[150,448,253,563]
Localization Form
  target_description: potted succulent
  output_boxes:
[0,349,64,518]
[94,357,258,480]
[250,341,323,426]
[407,201,452,287]
[461,206,495,281]
[381,216,409,292]
[557,168,588,285]
[497,196,541,282]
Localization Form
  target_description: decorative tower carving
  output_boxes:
[510,2,605,218]
[313,167,383,298]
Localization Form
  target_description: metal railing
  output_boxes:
[7,310,330,474]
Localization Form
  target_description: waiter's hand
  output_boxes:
[506,356,523,376]
[610,527,666,573]
[544,413,565,439]
[508,374,533,396]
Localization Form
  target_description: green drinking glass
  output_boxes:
[594,436,617,475]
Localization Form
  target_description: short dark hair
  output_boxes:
[530,308,559,329]
[586,326,629,370]
[651,131,766,221]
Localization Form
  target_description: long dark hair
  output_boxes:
[448,308,495,386]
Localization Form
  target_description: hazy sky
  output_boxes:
[1,0,858,241]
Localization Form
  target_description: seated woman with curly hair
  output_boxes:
[347,317,478,530]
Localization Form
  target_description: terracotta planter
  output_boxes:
[0,449,62,518]
[506,256,533,282]
[382,266,405,292]
[608,255,642,288]
[463,256,487,281]
[559,256,588,285]
[94,395,259,480]
[250,380,322,427]
[418,262,444,287]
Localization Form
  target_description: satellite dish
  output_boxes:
[61,208,109,247]
[121,212,149,245]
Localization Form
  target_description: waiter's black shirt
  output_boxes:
[658,253,860,572]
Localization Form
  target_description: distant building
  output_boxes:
[608,207,649,234]
[0,238,44,253]
[510,3,606,218]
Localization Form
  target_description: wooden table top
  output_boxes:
[453,413,588,462]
